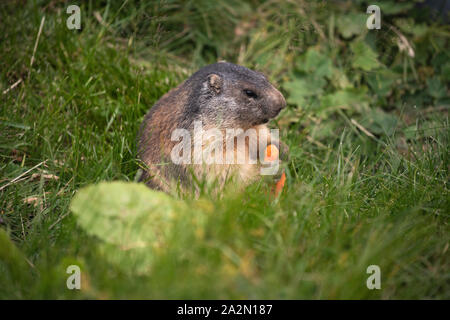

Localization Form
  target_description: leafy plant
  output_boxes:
[70,182,207,273]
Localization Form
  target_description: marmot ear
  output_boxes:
[207,73,222,94]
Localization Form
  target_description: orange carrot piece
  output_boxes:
[274,171,286,197]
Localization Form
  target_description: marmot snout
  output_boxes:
[138,62,287,193]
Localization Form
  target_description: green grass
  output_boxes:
[0,0,449,299]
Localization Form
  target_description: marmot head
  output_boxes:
[187,62,286,129]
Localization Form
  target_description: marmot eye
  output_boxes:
[244,89,257,99]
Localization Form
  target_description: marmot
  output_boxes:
[137,62,287,193]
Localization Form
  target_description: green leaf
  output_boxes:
[381,2,414,15]
[321,88,368,110]
[298,48,333,79]
[426,77,447,99]
[283,77,326,107]
[394,18,428,37]
[367,70,399,97]
[336,13,366,39]
[360,108,398,136]
[350,41,381,71]
[403,125,418,140]
[0,229,31,284]
[70,182,182,247]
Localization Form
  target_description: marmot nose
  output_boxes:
[270,88,286,113]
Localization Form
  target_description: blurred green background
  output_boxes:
[0,0,448,299]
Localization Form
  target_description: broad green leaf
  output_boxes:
[442,63,450,82]
[351,41,381,71]
[309,121,339,140]
[336,13,366,39]
[426,77,447,99]
[367,70,399,97]
[332,67,352,89]
[297,48,333,79]
[360,108,398,136]
[283,77,326,107]
[432,53,450,75]
[381,2,414,15]
[70,182,184,247]
[0,229,31,283]
[321,88,368,110]
[404,125,418,140]
[70,181,195,273]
